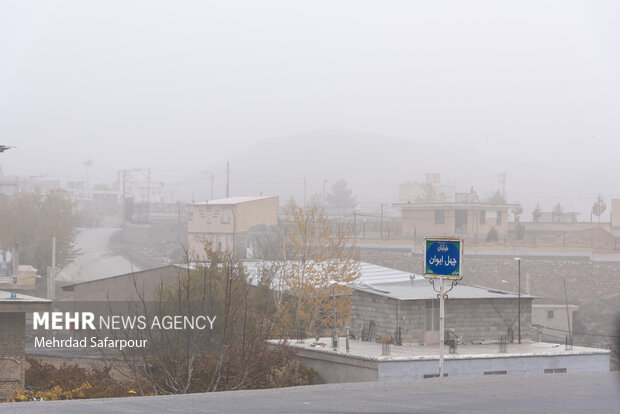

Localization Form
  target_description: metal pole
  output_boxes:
[518,259,521,344]
[439,278,445,378]
[226,162,230,198]
[146,167,150,224]
[49,236,56,303]
[380,203,384,240]
[121,170,126,226]
[332,283,338,350]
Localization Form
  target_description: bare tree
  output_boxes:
[415,182,446,203]
[591,194,606,223]
[532,204,543,223]
[103,246,294,395]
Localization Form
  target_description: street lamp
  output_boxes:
[514,257,521,344]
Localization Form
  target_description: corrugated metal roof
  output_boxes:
[241,261,422,286]
[193,196,276,206]
[352,280,536,301]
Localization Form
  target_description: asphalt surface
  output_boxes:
[56,227,144,283]
[2,372,619,414]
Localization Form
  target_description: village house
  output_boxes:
[187,196,279,259]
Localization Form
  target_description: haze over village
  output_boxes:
[1,1,619,411]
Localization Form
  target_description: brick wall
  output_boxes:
[0,312,25,399]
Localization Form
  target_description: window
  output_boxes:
[435,210,444,224]
[206,207,212,224]
[424,373,448,379]
[496,211,502,225]
[425,300,439,331]
[480,210,485,225]
[484,370,507,375]
[221,208,230,224]
[547,310,554,319]
[218,235,227,252]
[544,368,566,374]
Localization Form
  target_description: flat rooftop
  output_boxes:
[276,338,609,361]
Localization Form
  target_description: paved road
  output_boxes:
[56,227,143,283]
[2,372,619,414]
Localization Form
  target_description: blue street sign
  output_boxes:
[424,238,462,279]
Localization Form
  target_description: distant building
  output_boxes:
[611,199,620,228]
[532,303,578,342]
[396,176,514,240]
[188,196,279,258]
[396,201,513,240]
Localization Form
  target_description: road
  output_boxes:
[1,372,619,414]
[56,227,143,283]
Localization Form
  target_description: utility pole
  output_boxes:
[380,203,384,240]
[146,167,151,224]
[48,236,56,303]
[121,170,127,226]
[226,162,230,198]
[322,179,328,205]
[498,173,506,199]
[303,177,307,208]
[209,172,214,200]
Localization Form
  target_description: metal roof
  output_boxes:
[192,196,277,206]
[352,280,536,301]
[241,261,422,286]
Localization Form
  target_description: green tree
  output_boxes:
[325,179,356,209]
[591,194,606,223]
[0,189,80,274]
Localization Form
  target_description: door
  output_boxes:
[424,299,440,344]
[455,209,468,234]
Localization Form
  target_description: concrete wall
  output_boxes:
[377,353,610,381]
[0,312,25,398]
[351,290,532,344]
[295,348,379,383]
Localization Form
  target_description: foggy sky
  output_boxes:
[1,1,619,217]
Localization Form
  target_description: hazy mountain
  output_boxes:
[205,130,506,206]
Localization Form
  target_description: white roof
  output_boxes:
[193,196,276,206]
[241,261,421,287]
[353,280,536,301]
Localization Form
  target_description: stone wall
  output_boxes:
[0,312,25,399]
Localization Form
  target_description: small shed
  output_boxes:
[351,279,534,345]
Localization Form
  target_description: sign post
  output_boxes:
[423,237,463,378]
